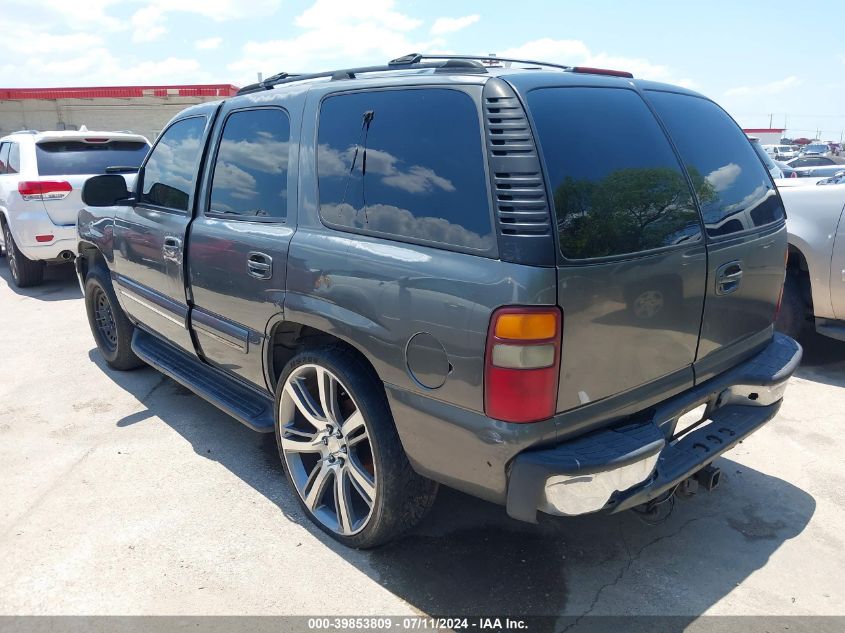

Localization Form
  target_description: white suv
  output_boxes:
[0,130,150,287]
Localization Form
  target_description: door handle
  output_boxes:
[247,252,273,280]
[162,236,182,259]
[715,260,743,295]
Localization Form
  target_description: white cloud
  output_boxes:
[706,163,742,192]
[228,0,437,81]
[131,6,167,42]
[0,49,210,86]
[725,76,802,97]
[430,15,479,36]
[497,38,694,87]
[0,28,104,54]
[195,37,223,50]
[498,38,590,63]
[296,0,421,31]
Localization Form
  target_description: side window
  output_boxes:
[140,117,207,212]
[209,108,290,220]
[7,143,20,174]
[647,91,784,237]
[317,89,493,251]
[0,143,9,174]
[527,87,701,260]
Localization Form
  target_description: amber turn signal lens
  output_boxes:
[494,312,557,341]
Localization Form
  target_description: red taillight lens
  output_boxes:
[18,180,72,201]
[35,234,54,243]
[484,306,562,423]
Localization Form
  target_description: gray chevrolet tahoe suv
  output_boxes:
[77,54,802,548]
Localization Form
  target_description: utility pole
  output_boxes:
[768,113,773,128]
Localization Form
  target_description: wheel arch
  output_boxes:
[76,240,109,281]
[786,241,816,316]
[264,316,380,394]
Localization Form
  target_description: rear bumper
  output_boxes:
[17,235,76,261]
[506,333,802,522]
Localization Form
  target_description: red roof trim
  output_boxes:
[742,128,786,133]
[0,84,239,100]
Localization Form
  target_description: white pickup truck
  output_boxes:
[777,174,845,340]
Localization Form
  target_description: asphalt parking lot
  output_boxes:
[1,260,844,623]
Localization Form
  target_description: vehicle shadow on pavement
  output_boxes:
[92,350,816,629]
[0,259,80,301]
[793,329,845,388]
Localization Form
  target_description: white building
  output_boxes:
[0,85,239,141]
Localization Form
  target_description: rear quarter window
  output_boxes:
[646,91,785,237]
[317,88,494,252]
[527,87,701,260]
[36,140,149,176]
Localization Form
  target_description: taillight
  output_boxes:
[484,306,562,423]
[18,180,72,201]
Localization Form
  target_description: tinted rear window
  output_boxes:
[317,88,493,251]
[647,91,784,237]
[528,87,701,260]
[36,140,149,176]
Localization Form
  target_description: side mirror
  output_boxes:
[82,174,132,207]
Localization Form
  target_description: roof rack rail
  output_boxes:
[235,52,630,97]
[236,58,487,95]
[390,53,573,72]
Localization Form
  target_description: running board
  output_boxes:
[132,328,275,433]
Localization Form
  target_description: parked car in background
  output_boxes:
[764,144,799,161]
[76,54,801,548]
[777,178,845,341]
[775,160,796,179]
[800,143,833,158]
[0,130,150,287]
[790,165,845,179]
[787,156,844,169]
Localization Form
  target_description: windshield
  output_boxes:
[806,144,828,152]
[36,140,150,176]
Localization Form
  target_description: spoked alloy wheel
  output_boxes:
[279,364,376,537]
[4,224,18,282]
[92,286,118,352]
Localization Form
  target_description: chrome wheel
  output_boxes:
[4,225,17,282]
[279,364,376,536]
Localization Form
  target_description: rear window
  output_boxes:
[647,91,784,237]
[317,88,493,252]
[35,140,149,176]
[527,87,701,260]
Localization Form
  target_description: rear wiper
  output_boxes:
[105,166,140,173]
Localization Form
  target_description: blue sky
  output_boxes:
[2,0,843,140]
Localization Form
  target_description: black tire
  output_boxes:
[775,270,807,340]
[3,222,44,288]
[274,345,438,548]
[84,266,144,370]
